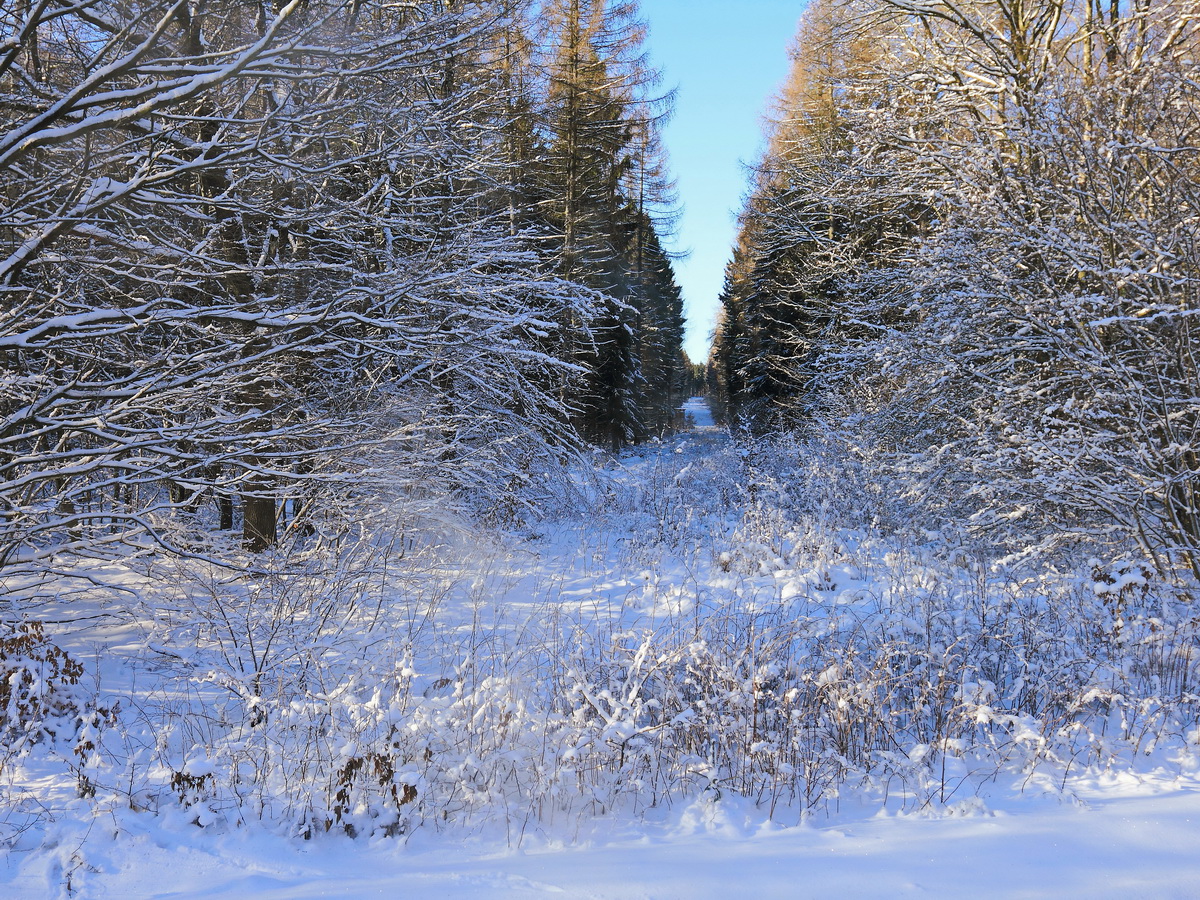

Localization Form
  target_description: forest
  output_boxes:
[0,0,688,563]
[713,0,1200,582]
[3,1,1200,896]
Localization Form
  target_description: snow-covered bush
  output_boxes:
[7,423,1200,848]
[0,620,85,751]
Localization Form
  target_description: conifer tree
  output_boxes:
[714,0,1200,579]
[535,0,682,449]
[713,0,923,436]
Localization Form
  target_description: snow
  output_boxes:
[5,785,1200,898]
[680,396,714,430]
[3,398,1200,898]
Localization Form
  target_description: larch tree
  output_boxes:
[712,0,1200,580]
[713,0,899,436]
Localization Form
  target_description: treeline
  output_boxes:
[0,0,686,562]
[711,0,1200,577]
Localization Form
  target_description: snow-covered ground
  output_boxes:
[7,786,1200,898]
[3,397,1200,898]
[9,781,1200,898]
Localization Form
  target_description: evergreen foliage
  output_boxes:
[534,0,686,448]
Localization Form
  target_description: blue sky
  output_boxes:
[639,1,807,362]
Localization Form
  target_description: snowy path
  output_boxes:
[680,395,715,430]
[4,397,1200,898]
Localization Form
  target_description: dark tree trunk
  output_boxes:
[218,495,234,532]
[243,494,276,552]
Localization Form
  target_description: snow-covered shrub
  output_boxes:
[0,620,85,751]
[11,422,1200,846]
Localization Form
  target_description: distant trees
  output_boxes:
[713,0,899,436]
[536,0,686,448]
[0,0,684,566]
[711,0,1200,578]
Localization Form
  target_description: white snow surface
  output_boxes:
[3,397,1200,898]
[7,789,1200,898]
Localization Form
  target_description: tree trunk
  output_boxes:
[218,495,234,532]
[243,494,276,552]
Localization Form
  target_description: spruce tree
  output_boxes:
[535,0,681,449]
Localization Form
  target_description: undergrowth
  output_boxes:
[3,428,1199,847]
